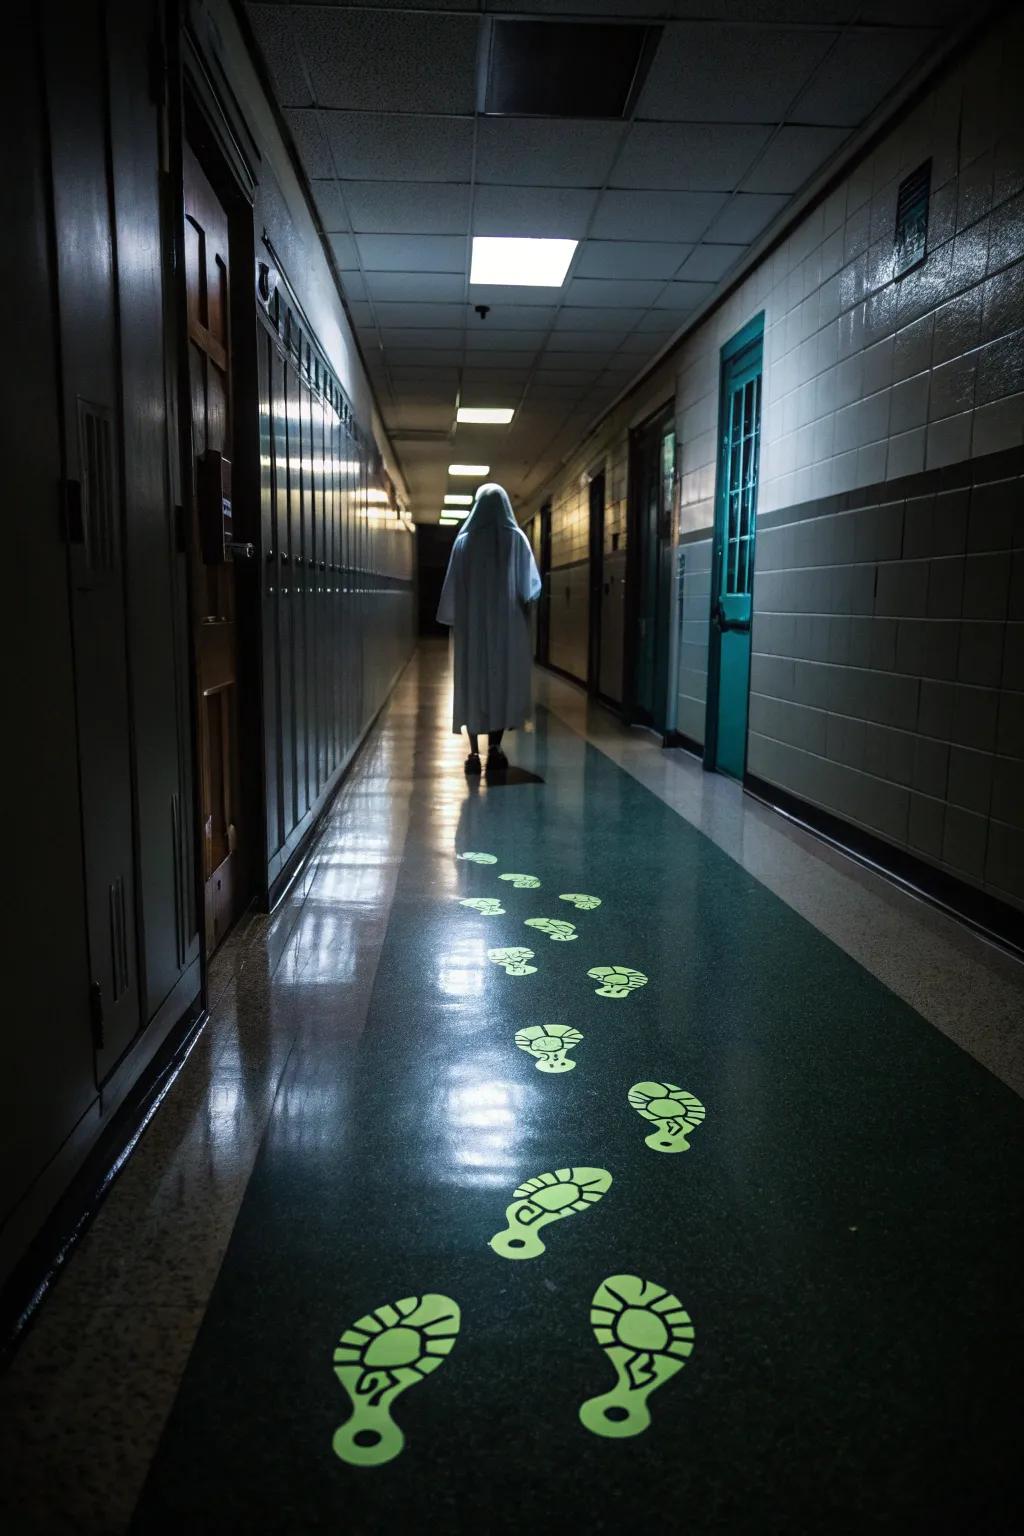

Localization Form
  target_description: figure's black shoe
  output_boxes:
[485,749,509,776]
[464,752,481,775]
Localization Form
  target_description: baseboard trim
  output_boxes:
[744,772,1023,960]
[0,994,208,1362]
[663,728,704,759]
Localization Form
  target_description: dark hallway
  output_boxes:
[4,1,1024,1531]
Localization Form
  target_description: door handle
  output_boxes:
[713,600,750,634]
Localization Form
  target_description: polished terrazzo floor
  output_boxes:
[2,644,1023,1533]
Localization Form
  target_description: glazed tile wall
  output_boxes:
[531,8,1023,911]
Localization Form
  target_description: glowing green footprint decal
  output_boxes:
[580,1274,695,1439]
[457,851,497,864]
[500,873,541,889]
[515,1024,583,1072]
[525,917,578,942]
[588,965,648,999]
[489,1167,611,1260]
[629,1082,705,1153]
[559,893,601,910]
[459,897,505,915]
[488,946,537,976]
[332,1293,460,1467]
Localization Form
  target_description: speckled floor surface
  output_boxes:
[2,645,1022,1534]
[130,650,1024,1533]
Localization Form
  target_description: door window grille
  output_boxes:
[722,372,761,597]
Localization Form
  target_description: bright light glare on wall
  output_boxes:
[456,407,515,425]
[366,488,390,504]
[470,237,577,288]
[449,463,490,476]
[444,494,474,505]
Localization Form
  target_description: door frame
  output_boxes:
[535,500,552,666]
[170,65,265,959]
[586,469,605,696]
[623,400,674,728]
[704,311,765,776]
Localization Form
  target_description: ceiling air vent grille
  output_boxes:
[894,159,931,279]
[484,20,661,120]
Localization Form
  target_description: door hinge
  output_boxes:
[89,981,105,1052]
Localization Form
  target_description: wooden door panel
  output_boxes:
[183,144,243,953]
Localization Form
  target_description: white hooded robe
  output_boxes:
[436,483,542,735]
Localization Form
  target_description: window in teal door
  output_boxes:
[707,316,763,780]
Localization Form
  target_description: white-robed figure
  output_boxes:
[437,482,542,775]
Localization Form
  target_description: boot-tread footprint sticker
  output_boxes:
[489,1167,611,1259]
[579,1274,694,1439]
[515,1024,583,1072]
[629,1081,705,1153]
[331,1293,460,1467]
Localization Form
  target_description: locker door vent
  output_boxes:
[77,399,116,574]
[108,874,130,1002]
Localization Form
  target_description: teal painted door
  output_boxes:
[708,320,763,779]
[628,410,675,730]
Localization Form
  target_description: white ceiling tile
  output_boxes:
[677,243,747,281]
[328,234,359,269]
[355,234,464,272]
[788,28,938,127]
[464,304,559,329]
[245,4,311,107]
[545,329,628,352]
[344,182,471,235]
[553,307,649,331]
[564,277,665,307]
[471,186,597,239]
[372,303,466,327]
[309,180,349,232]
[617,331,668,354]
[320,112,474,182]
[475,118,626,186]
[293,10,479,114]
[346,301,374,328]
[637,23,837,123]
[574,240,693,280]
[464,329,549,351]
[339,270,367,301]
[612,123,771,191]
[708,192,790,242]
[742,125,851,193]
[460,352,539,370]
[591,190,728,242]
[365,271,466,302]
[386,348,464,368]
[466,283,565,308]
[380,328,464,349]
[282,109,334,178]
[652,279,717,310]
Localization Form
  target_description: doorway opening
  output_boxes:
[178,111,261,955]
[705,313,764,781]
[586,470,605,696]
[625,404,676,731]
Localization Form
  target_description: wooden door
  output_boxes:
[183,145,243,952]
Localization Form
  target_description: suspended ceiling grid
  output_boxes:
[244,0,973,521]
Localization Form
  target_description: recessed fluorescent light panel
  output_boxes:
[456,406,515,425]
[448,463,490,476]
[439,516,459,526]
[444,494,474,505]
[470,237,577,288]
